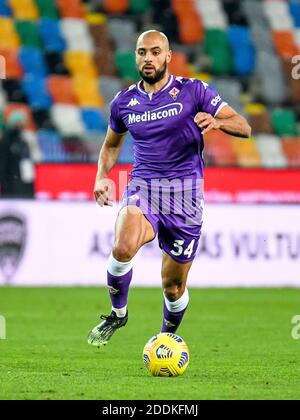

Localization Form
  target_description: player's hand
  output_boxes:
[194,112,220,134]
[94,178,114,207]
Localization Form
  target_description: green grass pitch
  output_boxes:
[0,287,300,400]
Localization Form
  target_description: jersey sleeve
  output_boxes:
[194,80,228,117]
[109,94,128,134]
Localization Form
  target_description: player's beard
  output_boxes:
[139,60,168,85]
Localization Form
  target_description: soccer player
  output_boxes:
[88,30,251,346]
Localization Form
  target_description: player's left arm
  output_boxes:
[194,105,252,138]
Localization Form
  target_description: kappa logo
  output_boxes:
[127,98,140,107]
[0,213,26,284]
[169,87,180,100]
[201,81,209,90]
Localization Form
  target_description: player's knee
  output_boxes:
[112,240,137,262]
[163,282,185,302]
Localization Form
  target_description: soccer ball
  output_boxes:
[143,333,190,377]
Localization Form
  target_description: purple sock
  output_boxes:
[107,268,133,310]
[161,300,188,333]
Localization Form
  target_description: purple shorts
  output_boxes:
[120,178,204,263]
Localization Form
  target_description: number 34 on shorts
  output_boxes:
[171,239,196,260]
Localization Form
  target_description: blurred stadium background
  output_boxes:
[1,0,300,401]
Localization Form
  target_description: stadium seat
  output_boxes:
[257,51,287,104]
[231,137,262,168]
[152,6,179,43]
[103,0,129,14]
[114,50,139,80]
[168,51,191,77]
[228,26,256,76]
[245,104,273,135]
[19,47,48,76]
[61,18,94,52]
[15,20,42,49]
[118,133,134,164]
[204,29,233,75]
[290,2,300,27]
[56,0,85,18]
[35,0,58,19]
[0,48,23,79]
[272,31,300,59]
[282,137,300,167]
[37,129,66,162]
[63,135,90,162]
[129,0,150,14]
[264,0,294,30]
[94,46,117,77]
[45,51,68,75]
[4,103,36,130]
[196,0,228,29]
[172,0,204,45]
[47,76,77,105]
[22,74,53,109]
[287,77,300,105]
[0,17,20,48]
[1,79,27,103]
[50,104,85,136]
[86,12,107,26]
[83,130,105,162]
[204,130,237,166]
[0,84,7,110]
[31,108,52,129]
[39,18,66,53]
[213,78,243,113]
[223,0,248,26]
[81,108,108,131]
[99,76,123,104]
[64,51,97,77]
[178,13,204,44]
[271,109,298,136]
[108,19,136,51]
[256,134,287,168]
[10,0,39,21]
[0,0,12,16]
[242,0,265,25]
[72,75,104,107]
[250,22,274,53]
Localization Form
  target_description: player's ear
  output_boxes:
[167,50,172,64]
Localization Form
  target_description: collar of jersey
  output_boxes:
[137,75,174,97]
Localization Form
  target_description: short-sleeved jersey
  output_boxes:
[110,75,227,180]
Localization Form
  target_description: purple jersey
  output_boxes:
[110,75,227,180]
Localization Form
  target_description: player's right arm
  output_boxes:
[94,127,126,207]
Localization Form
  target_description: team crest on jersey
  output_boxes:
[169,87,180,100]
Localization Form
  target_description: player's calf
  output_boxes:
[161,288,189,333]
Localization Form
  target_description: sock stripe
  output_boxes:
[164,289,189,313]
[108,253,133,277]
